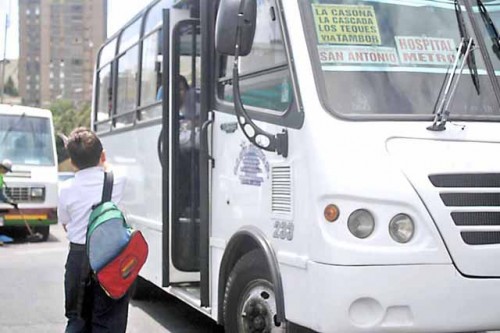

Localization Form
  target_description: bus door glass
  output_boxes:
[171,19,202,273]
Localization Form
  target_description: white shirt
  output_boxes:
[58,166,126,244]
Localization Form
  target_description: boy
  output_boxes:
[58,127,128,333]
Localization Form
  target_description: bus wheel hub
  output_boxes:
[240,282,279,333]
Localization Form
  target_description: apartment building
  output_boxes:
[18,0,106,107]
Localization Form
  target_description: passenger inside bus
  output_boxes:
[178,75,199,150]
[176,74,200,218]
[155,68,163,101]
[156,85,163,101]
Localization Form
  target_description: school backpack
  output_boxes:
[86,171,148,299]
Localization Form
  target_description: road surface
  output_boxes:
[0,224,222,333]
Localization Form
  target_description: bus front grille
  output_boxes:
[430,173,500,246]
[4,187,44,203]
[429,173,500,188]
[461,231,500,245]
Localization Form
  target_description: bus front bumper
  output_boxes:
[0,208,57,227]
[287,261,500,333]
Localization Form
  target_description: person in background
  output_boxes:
[178,75,198,149]
[58,127,128,333]
[0,159,16,245]
[156,83,164,101]
[0,159,16,208]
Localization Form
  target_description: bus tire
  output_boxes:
[223,250,287,333]
[34,226,50,241]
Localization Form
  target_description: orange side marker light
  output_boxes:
[324,204,340,222]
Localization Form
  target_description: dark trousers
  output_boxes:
[65,243,129,333]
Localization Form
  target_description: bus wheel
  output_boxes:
[34,226,50,241]
[223,250,286,333]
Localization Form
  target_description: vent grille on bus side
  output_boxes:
[271,166,292,215]
[430,173,500,246]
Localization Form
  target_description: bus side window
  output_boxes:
[115,46,139,127]
[95,38,116,133]
[139,28,163,120]
[220,0,292,112]
[115,18,141,128]
[138,0,169,121]
[96,64,113,132]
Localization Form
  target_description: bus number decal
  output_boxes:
[273,221,294,241]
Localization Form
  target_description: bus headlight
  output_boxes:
[348,209,375,239]
[30,187,45,198]
[389,214,414,243]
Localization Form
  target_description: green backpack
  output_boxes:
[86,171,148,299]
[86,171,131,272]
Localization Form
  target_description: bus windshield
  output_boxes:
[0,115,55,166]
[301,0,500,118]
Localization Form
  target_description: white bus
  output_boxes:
[0,105,58,241]
[92,0,500,332]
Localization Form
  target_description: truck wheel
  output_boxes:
[34,226,50,241]
[223,250,286,333]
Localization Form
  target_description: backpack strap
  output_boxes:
[102,171,114,203]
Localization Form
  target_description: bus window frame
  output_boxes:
[138,26,164,121]
[95,61,116,124]
[114,42,140,126]
[93,0,166,134]
[144,0,170,35]
[94,37,117,128]
[97,37,118,69]
[118,18,142,55]
[136,1,170,122]
[214,0,304,130]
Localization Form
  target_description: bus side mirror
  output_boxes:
[215,0,256,56]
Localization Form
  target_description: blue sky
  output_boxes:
[0,0,149,59]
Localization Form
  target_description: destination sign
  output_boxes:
[312,4,381,45]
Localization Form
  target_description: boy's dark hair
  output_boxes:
[66,127,103,170]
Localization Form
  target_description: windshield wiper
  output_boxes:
[477,0,500,60]
[457,0,481,95]
[428,0,479,131]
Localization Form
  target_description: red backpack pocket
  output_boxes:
[96,230,148,299]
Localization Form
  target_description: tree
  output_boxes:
[49,99,91,136]
[4,76,18,96]
[50,100,91,170]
